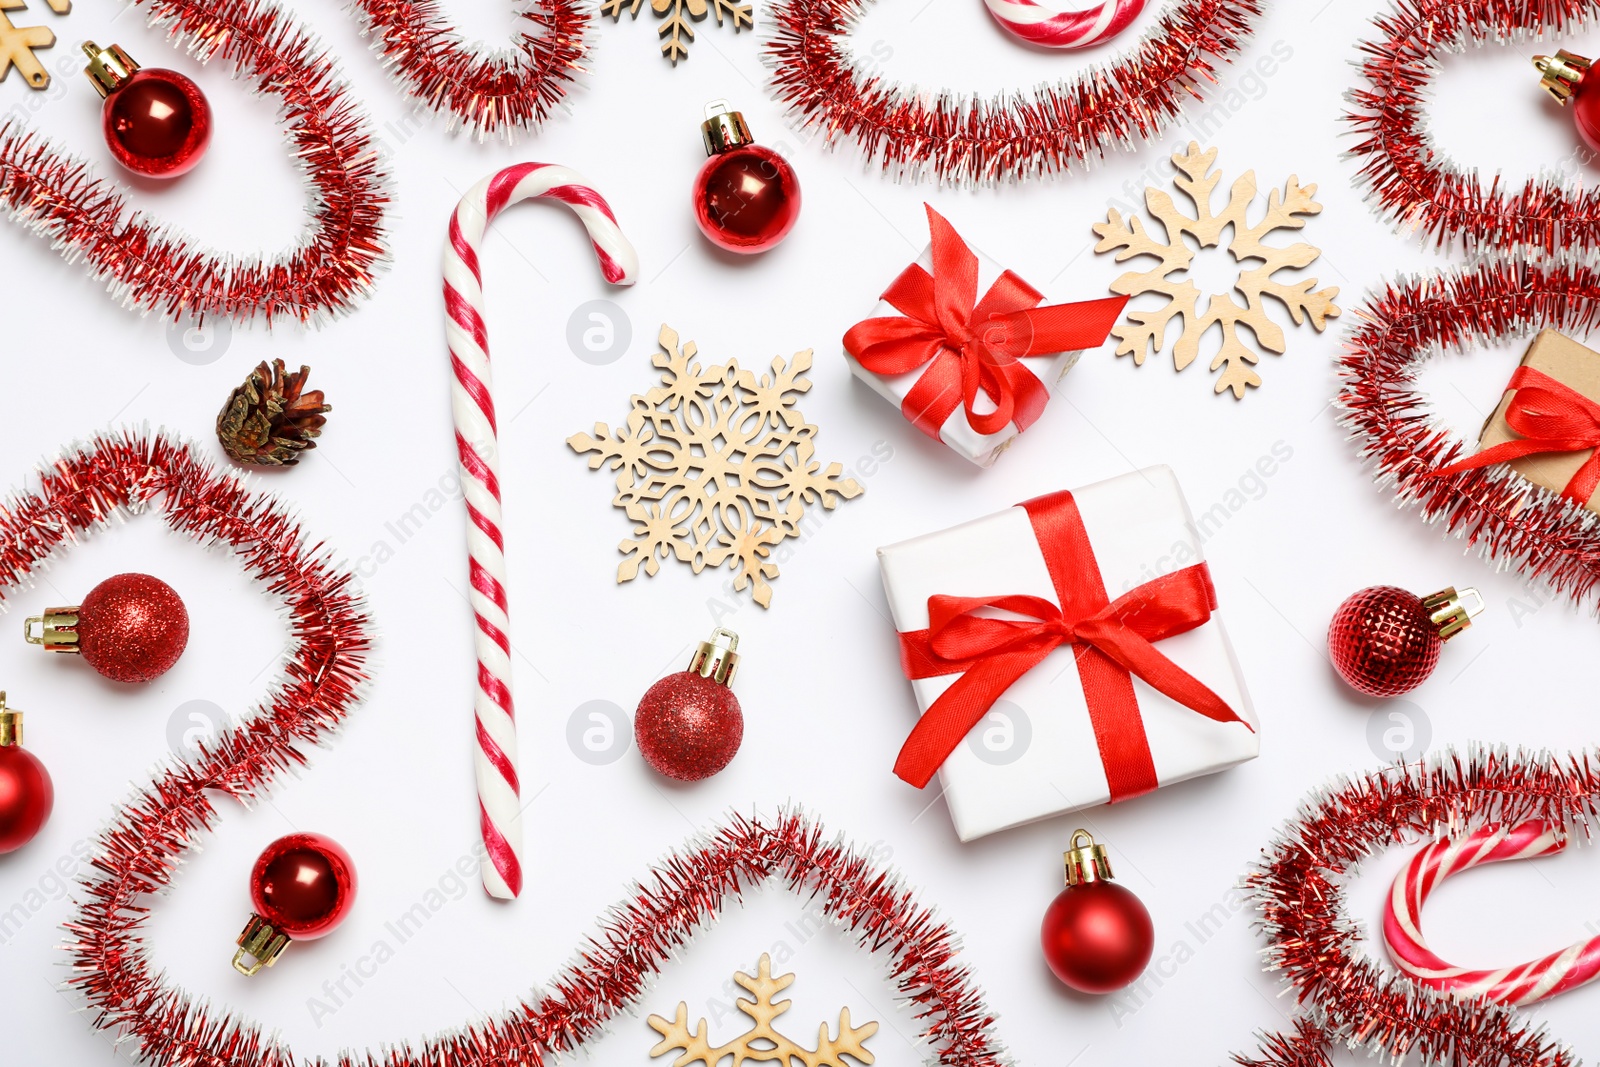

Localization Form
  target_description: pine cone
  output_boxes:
[216,360,330,466]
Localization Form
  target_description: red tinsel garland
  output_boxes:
[1336,258,1600,609]
[350,0,590,140]
[763,0,1262,185]
[1348,0,1600,256]
[0,0,389,324]
[1232,747,1595,1067]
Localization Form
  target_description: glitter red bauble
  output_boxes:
[103,68,211,179]
[635,672,743,781]
[250,832,358,939]
[79,573,190,683]
[693,145,802,254]
[1040,880,1154,993]
[0,744,52,854]
[1327,586,1440,698]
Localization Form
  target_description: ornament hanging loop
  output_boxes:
[23,608,78,652]
[1063,829,1113,886]
[0,692,20,747]
[688,627,740,685]
[1423,586,1483,641]
[1535,50,1591,103]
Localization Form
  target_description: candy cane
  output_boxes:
[1382,820,1600,1005]
[980,0,1146,48]
[443,164,638,899]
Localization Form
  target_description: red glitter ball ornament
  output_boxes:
[1040,830,1152,994]
[84,42,211,179]
[26,573,190,683]
[692,101,801,255]
[1327,585,1482,698]
[0,695,52,854]
[636,628,743,781]
[234,832,358,975]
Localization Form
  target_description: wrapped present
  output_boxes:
[876,466,1259,841]
[843,205,1127,468]
[1434,329,1600,513]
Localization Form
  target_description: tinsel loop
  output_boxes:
[762,0,1262,185]
[1232,746,1598,1067]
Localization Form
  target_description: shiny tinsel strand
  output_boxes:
[348,0,590,141]
[0,0,390,324]
[1347,0,1600,257]
[1232,746,1600,1067]
[762,0,1262,186]
[1335,257,1600,611]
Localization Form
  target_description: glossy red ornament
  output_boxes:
[0,695,52,854]
[1040,830,1152,994]
[692,101,801,255]
[1536,50,1600,154]
[1327,585,1481,698]
[636,628,743,781]
[83,42,211,179]
[234,832,357,974]
[26,572,190,684]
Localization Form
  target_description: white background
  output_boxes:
[4,0,1600,1063]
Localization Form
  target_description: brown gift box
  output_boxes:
[1476,329,1600,514]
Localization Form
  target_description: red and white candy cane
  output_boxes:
[443,164,638,899]
[1383,820,1600,1006]
[980,0,1145,48]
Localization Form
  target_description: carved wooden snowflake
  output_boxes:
[1092,142,1342,399]
[568,325,862,608]
[647,954,878,1067]
[601,0,751,64]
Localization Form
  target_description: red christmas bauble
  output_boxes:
[636,672,744,781]
[250,832,358,940]
[1040,880,1154,994]
[1328,585,1442,698]
[693,146,802,254]
[78,573,190,683]
[103,68,211,178]
[0,742,52,854]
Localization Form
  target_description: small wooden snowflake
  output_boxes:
[602,0,752,65]
[568,324,863,609]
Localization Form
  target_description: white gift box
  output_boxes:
[876,465,1259,842]
[843,242,1080,469]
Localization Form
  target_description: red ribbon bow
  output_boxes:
[1433,366,1600,507]
[844,205,1128,441]
[894,490,1251,796]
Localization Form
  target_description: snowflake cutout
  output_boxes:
[647,954,878,1067]
[601,0,751,65]
[1092,142,1341,399]
[568,324,863,608]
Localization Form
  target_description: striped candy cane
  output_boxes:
[981,0,1145,48]
[443,163,638,899]
[1383,820,1600,1005]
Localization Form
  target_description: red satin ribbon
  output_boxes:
[844,205,1128,441]
[1434,366,1600,507]
[893,491,1250,796]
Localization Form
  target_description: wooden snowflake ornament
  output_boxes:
[0,0,57,89]
[1093,142,1341,399]
[648,954,878,1067]
[602,0,751,64]
[568,325,862,608]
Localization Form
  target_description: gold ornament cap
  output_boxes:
[1535,50,1592,104]
[1422,586,1484,642]
[1062,829,1113,886]
[24,606,82,654]
[701,100,754,156]
[233,914,290,976]
[82,41,140,98]
[0,693,21,748]
[687,627,739,686]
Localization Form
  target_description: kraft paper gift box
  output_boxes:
[843,205,1125,469]
[876,465,1260,842]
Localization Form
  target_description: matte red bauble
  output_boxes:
[1040,830,1153,994]
[233,832,357,975]
[1327,585,1481,698]
[636,628,743,781]
[26,572,190,683]
[84,42,212,179]
[0,695,52,854]
[692,101,801,255]
[1535,50,1600,154]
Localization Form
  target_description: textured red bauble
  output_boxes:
[84,42,211,179]
[234,832,357,974]
[692,101,800,255]
[1326,585,1480,698]
[636,628,743,781]
[0,696,52,854]
[1040,831,1152,994]
[27,572,190,683]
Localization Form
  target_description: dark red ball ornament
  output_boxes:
[0,694,53,855]
[83,41,212,179]
[1535,50,1600,154]
[1327,585,1482,698]
[692,101,801,255]
[1040,830,1153,994]
[233,832,357,975]
[636,628,743,781]
[26,572,190,684]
